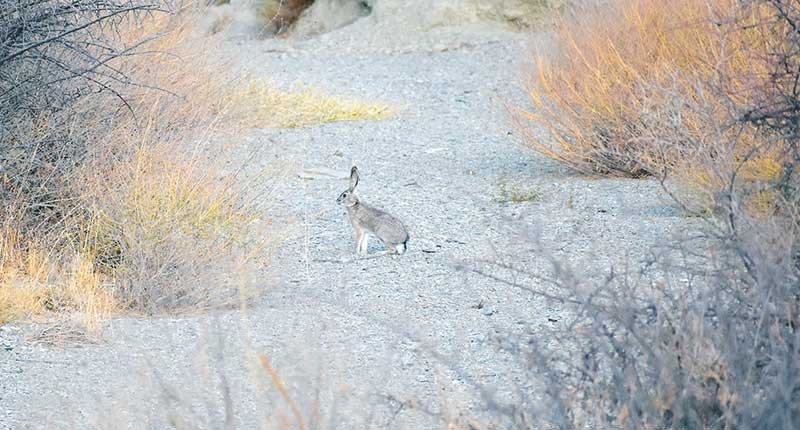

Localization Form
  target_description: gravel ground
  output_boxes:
[1,22,691,429]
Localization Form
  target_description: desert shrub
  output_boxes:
[74,10,282,314]
[515,0,774,181]
[0,2,280,328]
[0,1,164,327]
[477,1,800,427]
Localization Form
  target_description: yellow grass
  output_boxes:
[0,280,47,325]
[1,231,115,331]
[122,149,251,242]
[739,157,783,183]
[746,189,779,219]
[60,257,117,333]
[1,230,50,324]
[232,80,395,128]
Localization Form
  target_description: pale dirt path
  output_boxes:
[0,25,688,429]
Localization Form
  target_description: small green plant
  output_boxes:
[496,178,541,203]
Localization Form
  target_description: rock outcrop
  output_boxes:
[206,0,564,39]
[293,0,565,36]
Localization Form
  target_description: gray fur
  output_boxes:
[336,166,409,255]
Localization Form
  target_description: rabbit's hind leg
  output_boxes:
[389,243,406,255]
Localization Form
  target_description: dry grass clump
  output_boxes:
[232,80,395,128]
[80,146,271,314]
[1,230,116,331]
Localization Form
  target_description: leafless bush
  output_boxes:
[0,1,163,115]
[462,212,798,428]
[0,0,164,232]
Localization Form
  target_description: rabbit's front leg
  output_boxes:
[355,226,368,255]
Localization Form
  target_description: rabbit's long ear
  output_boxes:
[349,166,360,190]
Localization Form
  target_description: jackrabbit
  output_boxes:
[336,166,409,255]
